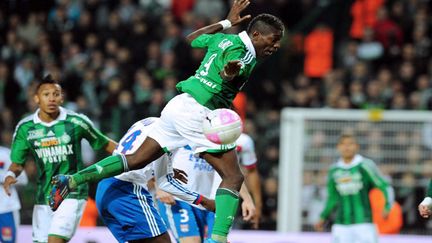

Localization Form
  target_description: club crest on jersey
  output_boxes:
[1,227,12,241]
[27,129,44,140]
[60,133,71,143]
[218,39,233,50]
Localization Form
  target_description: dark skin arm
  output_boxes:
[185,0,251,44]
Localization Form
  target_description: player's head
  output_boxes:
[337,133,359,161]
[34,74,64,114]
[247,13,284,59]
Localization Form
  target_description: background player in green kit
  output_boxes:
[3,75,117,243]
[314,133,394,243]
[50,0,284,242]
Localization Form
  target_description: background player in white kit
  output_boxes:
[0,146,28,243]
[95,117,215,243]
[157,132,261,242]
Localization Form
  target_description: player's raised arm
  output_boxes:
[185,0,251,43]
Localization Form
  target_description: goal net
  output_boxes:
[278,108,432,234]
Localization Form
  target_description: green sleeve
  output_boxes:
[10,125,30,164]
[361,160,393,211]
[223,43,254,78]
[426,180,432,197]
[320,170,339,220]
[78,114,110,150]
[191,34,213,48]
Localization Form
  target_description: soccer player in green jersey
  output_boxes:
[314,133,394,243]
[3,75,117,243]
[50,0,284,242]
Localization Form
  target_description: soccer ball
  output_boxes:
[203,108,242,145]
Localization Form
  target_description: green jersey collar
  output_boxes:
[238,31,256,58]
[33,106,67,126]
[336,154,363,168]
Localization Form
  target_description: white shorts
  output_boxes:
[32,199,86,242]
[332,223,378,243]
[148,93,236,155]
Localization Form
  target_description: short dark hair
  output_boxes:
[247,14,284,35]
[338,132,358,144]
[35,74,60,93]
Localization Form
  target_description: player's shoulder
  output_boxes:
[359,157,378,169]
[64,108,96,126]
[14,113,35,130]
[212,33,243,48]
[328,163,339,171]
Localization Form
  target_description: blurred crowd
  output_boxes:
[0,0,431,232]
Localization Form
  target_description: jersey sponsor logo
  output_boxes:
[40,137,60,147]
[188,153,214,172]
[194,74,217,89]
[27,129,44,140]
[34,144,74,163]
[180,224,189,232]
[334,172,363,195]
[218,39,233,50]
[0,161,4,169]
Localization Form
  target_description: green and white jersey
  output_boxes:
[320,155,393,225]
[11,107,110,204]
[176,31,257,110]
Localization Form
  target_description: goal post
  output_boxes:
[277,108,432,232]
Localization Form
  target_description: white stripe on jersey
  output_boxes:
[241,51,254,65]
[134,184,161,236]
[164,204,179,239]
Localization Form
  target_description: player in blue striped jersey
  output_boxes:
[95,117,215,243]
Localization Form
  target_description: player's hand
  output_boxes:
[250,207,261,229]
[200,196,216,212]
[222,60,242,80]
[241,198,256,222]
[314,219,325,232]
[227,0,251,26]
[173,168,188,184]
[3,175,17,196]
[419,204,432,218]
[156,189,176,205]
